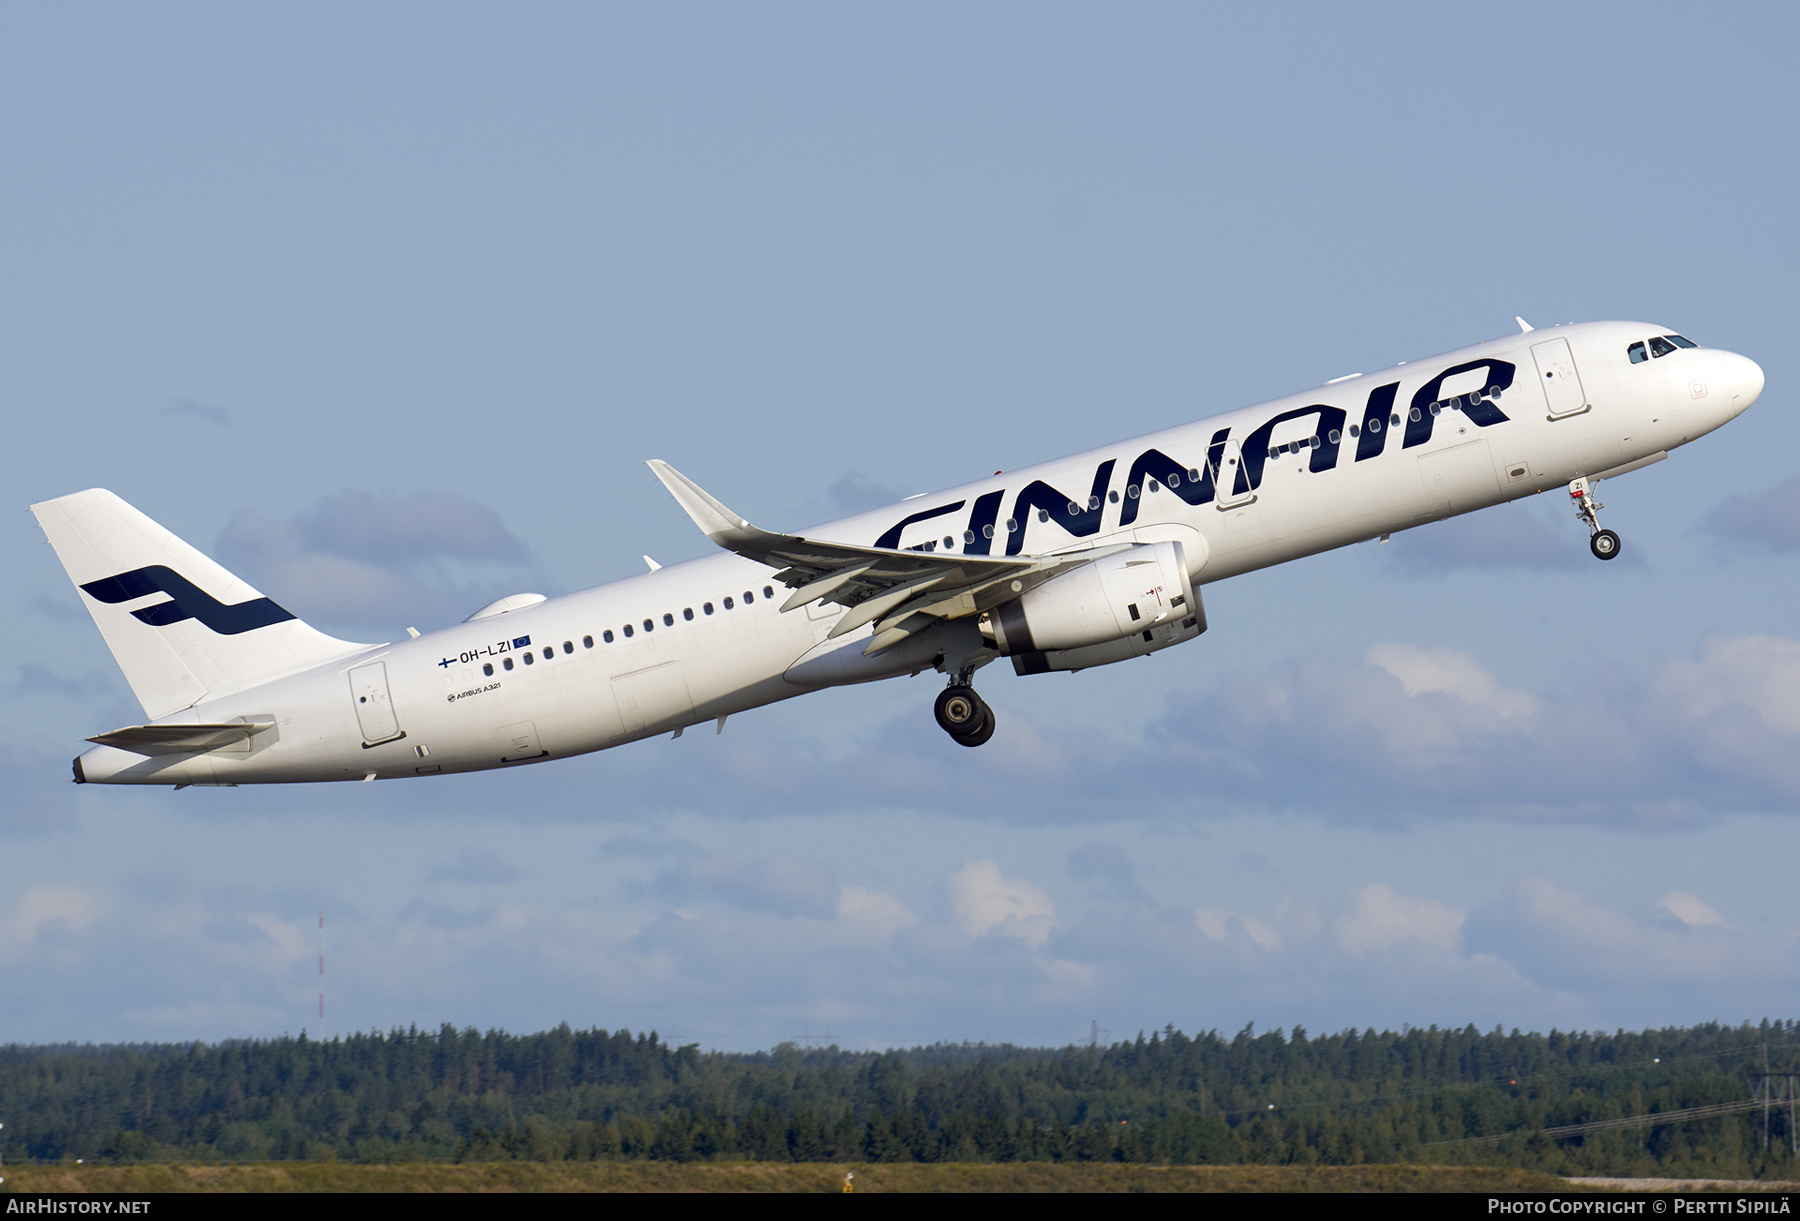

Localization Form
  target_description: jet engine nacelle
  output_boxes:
[979,540,1203,673]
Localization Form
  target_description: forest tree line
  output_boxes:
[1,1021,1795,1179]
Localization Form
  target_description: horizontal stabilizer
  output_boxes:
[89,720,276,755]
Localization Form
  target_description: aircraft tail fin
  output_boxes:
[30,489,374,718]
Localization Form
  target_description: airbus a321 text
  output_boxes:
[33,319,1764,786]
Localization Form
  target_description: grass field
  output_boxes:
[0,1163,1597,1193]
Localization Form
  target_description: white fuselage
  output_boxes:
[74,321,1763,785]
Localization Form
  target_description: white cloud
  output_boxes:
[246,914,316,969]
[654,852,840,919]
[1657,891,1727,928]
[1380,499,1587,574]
[1195,904,1287,951]
[213,491,536,637]
[1704,478,1800,553]
[1365,643,1540,721]
[1237,911,1285,952]
[1654,636,1800,735]
[1512,877,1648,953]
[0,885,104,959]
[3,824,1796,1050]
[836,886,917,942]
[430,847,525,885]
[949,860,1056,947]
[1335,883,1465,955]
[1477,877,1798,994]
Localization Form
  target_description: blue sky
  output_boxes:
[3,2,1798,1049]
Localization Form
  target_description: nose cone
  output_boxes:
[1721,351,1765,407]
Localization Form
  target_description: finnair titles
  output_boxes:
[32,320,1764,785]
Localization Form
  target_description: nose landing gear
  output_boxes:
[934,683,996,747]
[1570,478,1621,561]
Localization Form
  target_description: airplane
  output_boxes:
[31,319,1763,786]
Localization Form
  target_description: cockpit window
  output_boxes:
[1665,334,1698,349]
[1628,341,1648,364]
[1648,336,1678,359]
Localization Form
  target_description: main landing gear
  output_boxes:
[1569,477,1621,561]
[934,682,996,748]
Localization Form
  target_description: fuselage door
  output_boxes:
[348,661,403,745]
[1214,436,1257,509]
[1532,337,1589,419]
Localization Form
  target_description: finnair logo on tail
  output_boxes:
[80,566,296,635]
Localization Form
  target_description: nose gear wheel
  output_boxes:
[1570,478,1621,561]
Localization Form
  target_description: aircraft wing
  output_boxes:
[648,460,1119,655]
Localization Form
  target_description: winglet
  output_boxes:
[1515,316,1534,333]
[646,460,761,548]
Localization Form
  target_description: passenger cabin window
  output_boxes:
[704,602,714,615]
[503,656,514,670]
[601,630,612,643]
[643,618,654,632]
[543,647,553,660]
[663,613,673,626]
[523,652,534,665]
[743,590,754,604]
[1649,336,1678,359]
[583,635,594,648]
[562,641,573,654]
[763,586,774,599]
[1628,341,1649,364]
[483,662,493,676]
[683,607,694,621]
[623,624,633,638]
[723,596,734,609]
